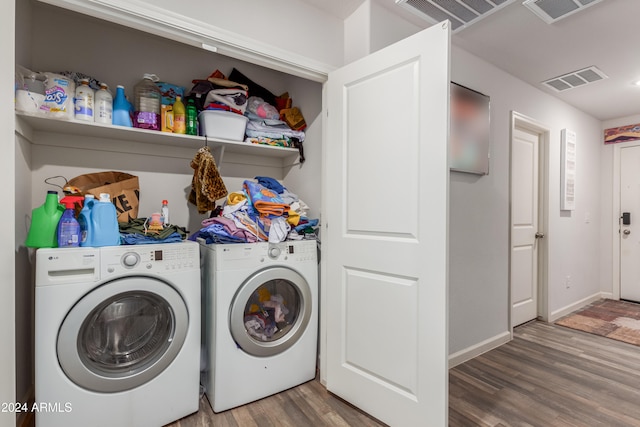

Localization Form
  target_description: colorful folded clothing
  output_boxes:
[203,88,248,115]
[121,232,184,245]
[119,218,188,241]
[243,180,290,217]
[255,176,285,194]
[245,137,295,147]
[245,118,306,142]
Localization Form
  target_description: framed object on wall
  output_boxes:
[604,123,640,145]
[450,82,490,175]
[561,128,576,211]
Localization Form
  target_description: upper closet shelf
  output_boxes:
[16,112,299,161]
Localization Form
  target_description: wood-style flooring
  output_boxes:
[170,321,640,426]
[450,321,640,426]
[166,376,385,427]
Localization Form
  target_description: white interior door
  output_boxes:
[510,127,541,327]
[324,23,450,427]
[620,145,640,302]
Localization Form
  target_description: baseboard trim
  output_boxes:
[549,292,608,323]
[448,331,511,369]
[17,385,34,427]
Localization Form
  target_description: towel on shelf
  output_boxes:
[189,146,228,213]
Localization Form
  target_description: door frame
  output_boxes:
[611,141,640,300]
[509,112,550,329]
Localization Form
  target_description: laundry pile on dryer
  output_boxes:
[190,176,319,244]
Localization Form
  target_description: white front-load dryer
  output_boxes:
[35,241,200,427]
[200,240,318,412]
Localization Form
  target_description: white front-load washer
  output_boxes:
[35,241,200,427]
[200,240,318,412]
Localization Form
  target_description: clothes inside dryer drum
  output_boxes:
[229,266,312,358]
[243,279,300,342]
[80,291,173,371]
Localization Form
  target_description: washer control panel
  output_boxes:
[102,243,199,275]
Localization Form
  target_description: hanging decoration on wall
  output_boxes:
[561,129,576,211]
[449,82,491,175]
[604,123,640,145]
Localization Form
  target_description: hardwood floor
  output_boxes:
[170,321,640,426]
[450,321,640,426]
[166,377,385,427]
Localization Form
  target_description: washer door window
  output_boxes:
[57,276,188,393]
[230,267,312,357]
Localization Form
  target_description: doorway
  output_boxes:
[509,112,550,328]
[617,143,640,302]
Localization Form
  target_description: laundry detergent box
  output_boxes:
[40,72,75,120]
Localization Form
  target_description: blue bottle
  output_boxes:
[113,85,133,127]
[57,197,82,247]
[78,194,95,247]
[91,193,121,247]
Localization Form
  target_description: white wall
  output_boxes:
[343,1,422,65]
[599,113,640,298]
[2,1,16,426]
[344,1,370,65]
[369,1,421,54]
[449,46,603,353]
[139,0,344,69]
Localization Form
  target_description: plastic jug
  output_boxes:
[57,196,83,247]
[74,78,95,121]
[25,191,64,248]
[94,83,113,124]
[133,73,161,131]
[161,199,169,225]
[113,85,133,127]
[91,193,120,247]
[186,98,198,135]
[172,96,186,134]
[78,194,95,247]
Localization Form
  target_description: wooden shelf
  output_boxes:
[16,112,299,160]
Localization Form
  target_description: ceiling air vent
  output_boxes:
[395,0,517,33]
[523,0,603,24]
[542,66,608,92]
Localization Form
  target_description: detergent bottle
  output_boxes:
[94,83,113,124]
[74,78,95,122]
[172,96,186,134]
[78,194,95,247]
[91,193,120,247]
[57,196,83,247]
[133,73,161,131]
[161,199,169,226]
[186,98,198,135]
[113,85,133,127]
[25,191,65,248]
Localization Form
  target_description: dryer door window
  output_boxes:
[57,276,189,393]
[229,267,312,357]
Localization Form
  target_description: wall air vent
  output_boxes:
[523,0,604,24]
[542,66,608,92]
[395,0,517,34]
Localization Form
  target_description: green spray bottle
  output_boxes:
[25,191,65,248]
